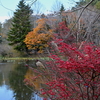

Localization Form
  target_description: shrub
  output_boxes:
[24,39,100,100]
[39,40,100,100]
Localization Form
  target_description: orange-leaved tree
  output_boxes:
[24,18,53,53]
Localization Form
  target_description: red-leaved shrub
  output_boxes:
[40,40,100,100]
[24,38,100,100]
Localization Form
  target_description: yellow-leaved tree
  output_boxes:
[24,18,53,53]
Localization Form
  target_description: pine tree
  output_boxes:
[7,0,33,52]
[60,4,65,13]
[0,22,2,33]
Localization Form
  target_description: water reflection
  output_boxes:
[0,61,43,100]
[0,84,14,100]
[0,71,3,86]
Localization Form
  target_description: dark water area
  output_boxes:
[0,60,43,100]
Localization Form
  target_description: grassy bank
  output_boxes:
[0,57,50,62]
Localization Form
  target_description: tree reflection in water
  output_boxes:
[24,61,51,100]
[0,72,3,86]
[9,61,43,100]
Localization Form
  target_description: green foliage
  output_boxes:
[0,23,2,43]
[0,36,2,43]
[60,4,65,12]
[95,1,100,9]
[0,22,2,33]
[7,0,33,52]
[86,0,99,6]
[9,63,33,100]
[76,0,100,7]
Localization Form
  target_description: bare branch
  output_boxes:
[71,0,95,31]
[71,6,97,13]
[25,0,37,6]
[0,0,14,12]
[65,0,95,39]
[32,1,44,15]
[52,0,62,12]
[92,12,100,24]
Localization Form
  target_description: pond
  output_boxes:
[0,60,44,100]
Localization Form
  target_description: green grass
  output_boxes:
[0,57,51,61]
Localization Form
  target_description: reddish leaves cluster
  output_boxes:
[54,21,75,44]
[41,40,100,100]
[24,20,100,100]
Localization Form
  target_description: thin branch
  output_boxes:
[0,0,14,12]
[70,6,98,13]
[65,0,95,39]
[25,0,37,6]
[72,0,95,29]
[83,11,100,42]
[78,84,84,100]
[25,84,35,92]
[92,12,100,24]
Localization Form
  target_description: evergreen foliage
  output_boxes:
[0,22,2,33]
[75,0,100,8]
[95,1,100,9]
[60,4,65,12]
[7,0,33,52]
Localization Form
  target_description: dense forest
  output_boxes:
[0,0,100,57]
[1,0,100,100]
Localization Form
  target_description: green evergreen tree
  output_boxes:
[60,4,65,12]
[7,0,33,52]
[0,22,2,33]
[0,23,2,43]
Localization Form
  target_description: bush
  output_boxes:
[24,40,100,100]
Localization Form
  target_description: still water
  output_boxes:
[0,60,43,100]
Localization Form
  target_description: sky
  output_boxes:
[0,0,78,23]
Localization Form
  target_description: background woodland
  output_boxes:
[0,0,100,57]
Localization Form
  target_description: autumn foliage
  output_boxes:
[39,40,100,100]
[59,11,86,43]
[54,21,75,43]
[24,39,100,100]
[24,18,53,53]
[24,68,45,90]
[24,13,100,100]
